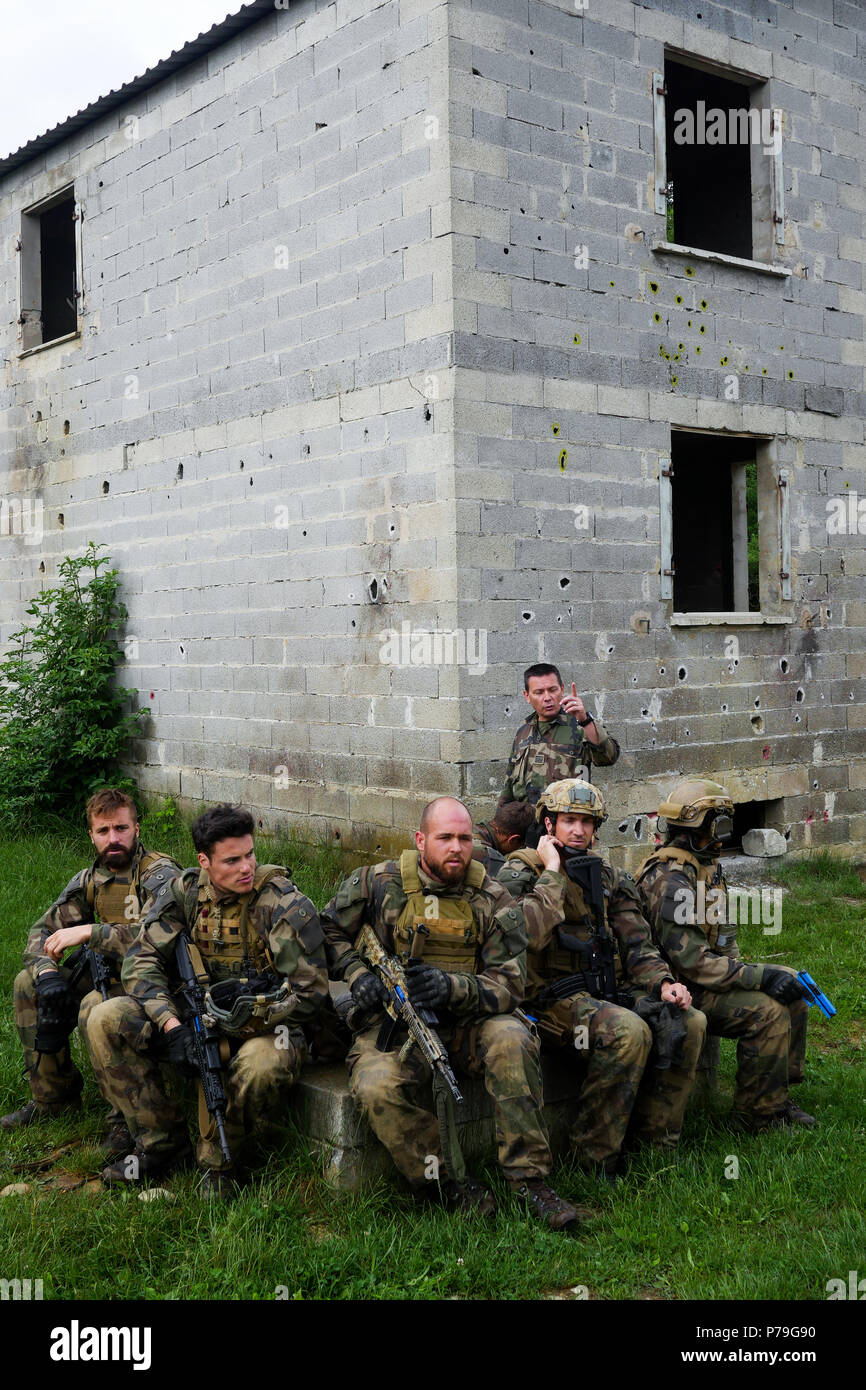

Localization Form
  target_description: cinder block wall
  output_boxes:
[0,0,863,866]
[446,0,865,869]
[0,0,472,853]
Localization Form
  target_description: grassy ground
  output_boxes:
[0,824,863,1301]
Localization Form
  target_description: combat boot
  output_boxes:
[199,1168,239,1201]
[730,1099,817,1134]
[0,1098,81,1130]
[508,1177,579,1233]
[436,1175,497,1218]
[98,1119,134,1159]
[101,1142,191,1187]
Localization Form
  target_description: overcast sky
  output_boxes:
[0,0,243,160]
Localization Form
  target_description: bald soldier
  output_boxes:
[322,796,578,1231]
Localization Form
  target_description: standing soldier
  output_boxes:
[87,804,329,1198]
[322,796,578,1231]
[636,779,815,1133]
[499,664,620,819]
[499,780,704,1180]
[1,788,179,1157]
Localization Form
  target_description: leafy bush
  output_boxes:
[0,542,143,824]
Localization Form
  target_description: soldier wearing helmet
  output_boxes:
[635,778,815,1134]
[498,779,706,1180]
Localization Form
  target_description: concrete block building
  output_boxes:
[0,0,863,869]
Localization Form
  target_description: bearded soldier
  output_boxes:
[1,788,179,1157]
[499,664,620,818]
[499,780,704,1180]
[636,779,815,1134]
[321,796,578,1231]
[87,804,329,1198]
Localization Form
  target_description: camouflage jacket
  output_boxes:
[321,854,528,1021]
[472,822,506,876]
[636,853,764,994]
[121,865,329,1033]
[498,849,673,996]
[498,709,620,807]
[22,843,180,979]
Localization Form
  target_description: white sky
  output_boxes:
[0,0,244,160]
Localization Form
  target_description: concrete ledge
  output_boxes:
[290,1054,585,1191]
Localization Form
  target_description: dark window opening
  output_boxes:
[39,197,77,342]
[671,432,759,612]
[665,59,754,260]
[724,798,784,854]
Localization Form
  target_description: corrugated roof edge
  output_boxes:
[0,0,279,182]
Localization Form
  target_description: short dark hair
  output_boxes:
[492,800,535,840]
[86,788,138,827]
[192,804,255,857]
[524,662,563,691]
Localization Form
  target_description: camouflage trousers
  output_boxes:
[693,987,807,1120]
[535,991,704,1165]
[346,1013,551,1186]
[86,996,307,1170]
[12,964,123,1118]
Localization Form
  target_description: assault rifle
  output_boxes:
[64,943,113,1001]
[356,923,465,1180]
[175,932,232,1166]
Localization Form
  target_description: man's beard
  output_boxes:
[100,842,136,870]
[422,854,467,885]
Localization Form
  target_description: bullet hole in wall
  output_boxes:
[58,514,64,528]
[659,666,665,675]
[812,780,818,789]
[240,460,244,469]
[751,714,764,733]
[721,703,728,713]
[794,713,801,723]
[618,821,628,834]
[522,611,533,622]
[559,576,570,588]
[389,523,397,535]
[176,463,183,480]
[754,697,760,708]
[63,420,70,435]
[796,688,804,702]
[303,445,310,455]
[424,406,431,422]
[634,819,643,839]
[39,562,45,573]
[677,666,687,681]
[102,481,109,494]
[780,658,789,673]
[302,530,307,536]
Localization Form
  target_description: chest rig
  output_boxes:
[392,851,485,973]
[85,847,162,925]
[514,848,620,992]
[639,846,727,950]
[189,865,282,984]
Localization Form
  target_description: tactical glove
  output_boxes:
[34,971,77,1053]
[405,961,451,1010]
[349,971,388,1013]
[761,966,808,1005]
[634,996,687,1070]
[164,1024,199,1078]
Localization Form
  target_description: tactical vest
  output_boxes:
[637,845,727,950]
[189,865,284,982]
[84,848,166,925]
[393,851,485,973]
[510,848,620,984]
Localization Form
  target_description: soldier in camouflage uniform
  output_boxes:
[1,788,179,1157]
[87,804,329,1198]
[322,796,578,1231]
[473,801,535,874]
[499,780,704,1178]
[499,664,620,818]
[636,779,815,1134]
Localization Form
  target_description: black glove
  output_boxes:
[634,996,688,1070]
[405,961,452,1010]
[761,966,808,1005]
[34,971,76,1054]
[164,1023,199,1078]
[349,971,388,1013]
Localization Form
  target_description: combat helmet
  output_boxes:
[658,778,734,842]
[536,778,607,825]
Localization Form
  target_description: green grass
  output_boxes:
[0,828,864,1300]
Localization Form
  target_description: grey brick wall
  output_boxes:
[0,0,863,866]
